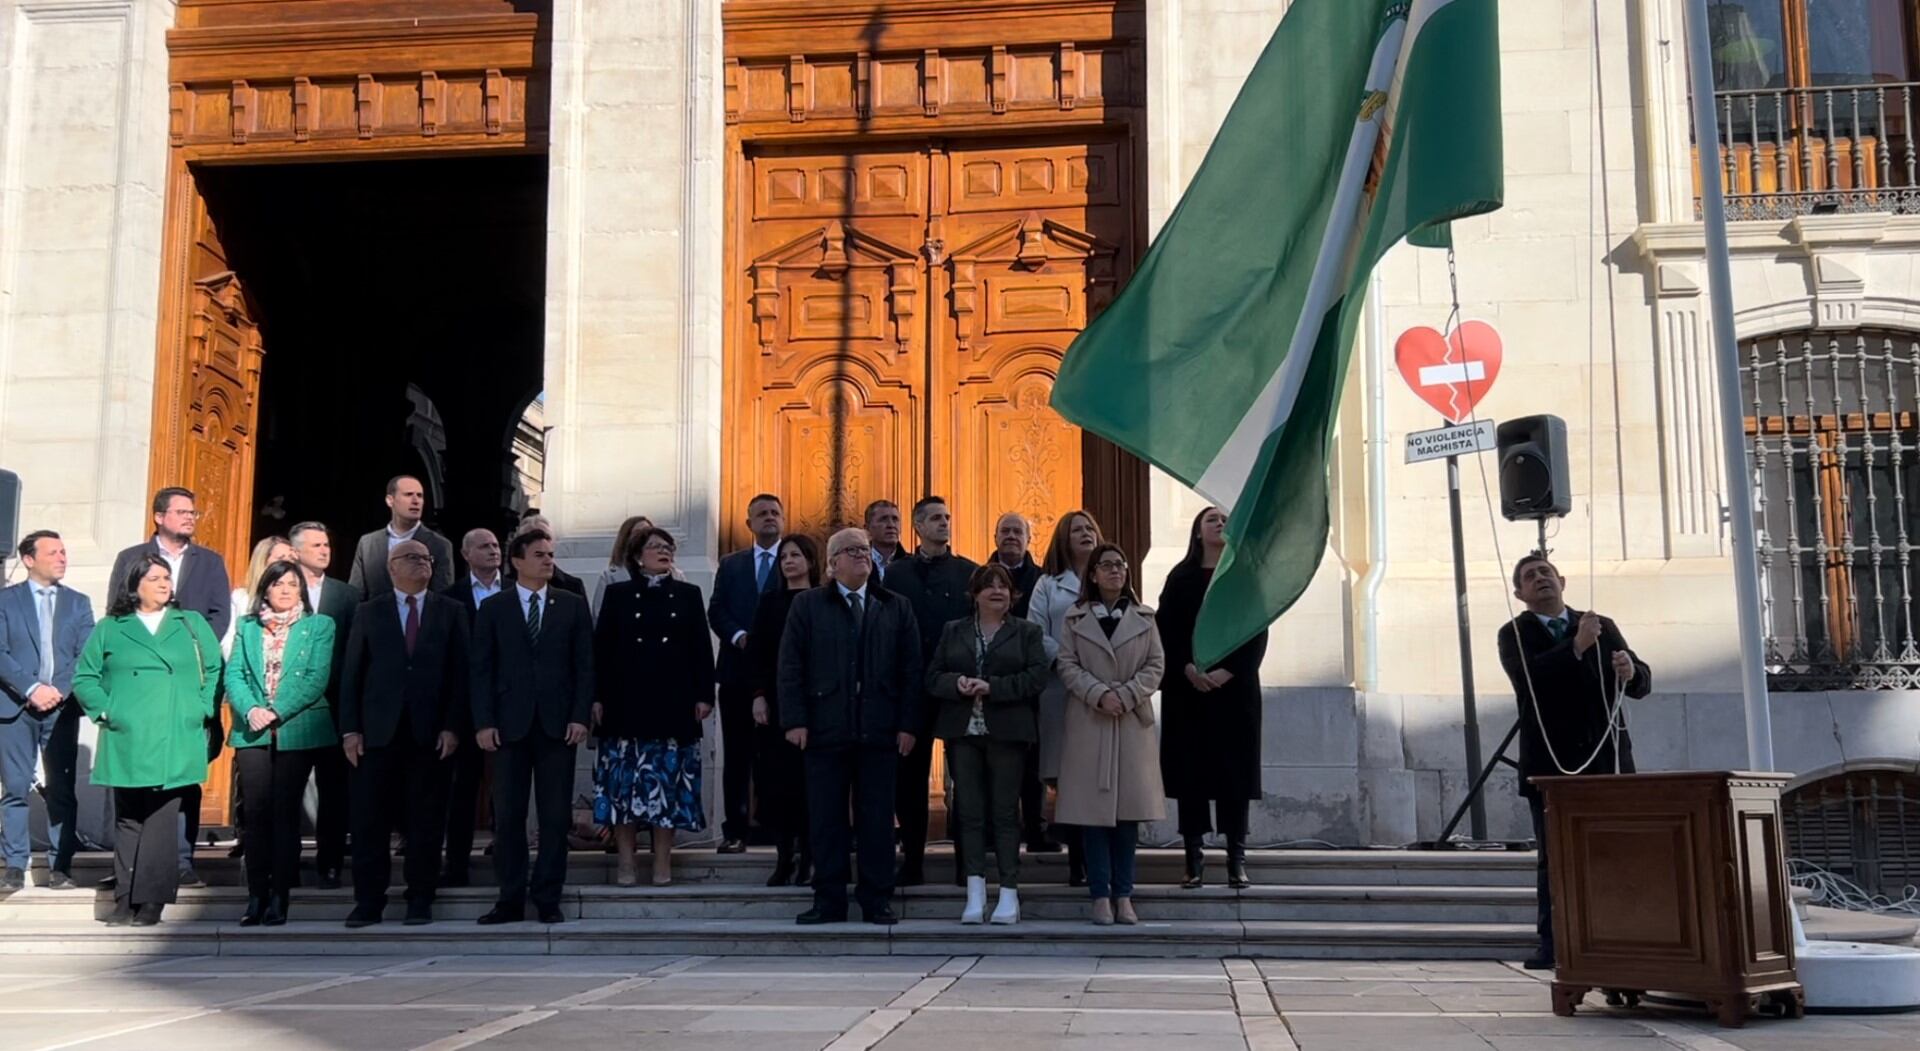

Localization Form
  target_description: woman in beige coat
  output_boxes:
[1054,542,1165,926]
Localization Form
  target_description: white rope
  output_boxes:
[1791,858,1920,917]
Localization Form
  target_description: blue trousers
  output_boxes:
[1081,821,1139,899]
[0,702,79,873]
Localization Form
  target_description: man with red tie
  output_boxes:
[337,539,471,927]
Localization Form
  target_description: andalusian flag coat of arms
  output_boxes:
[1050,0,1504,663]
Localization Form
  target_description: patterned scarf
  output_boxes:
[258,606,302,700]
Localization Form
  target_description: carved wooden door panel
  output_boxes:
[932,140,1128,558]
[732,147,931,548]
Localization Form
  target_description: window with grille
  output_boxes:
[1782,769,1920,898]
[1744,328,1920,689]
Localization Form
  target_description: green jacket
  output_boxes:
[71,610,222,790]
[926,616,1049,744]
[226,614,337,751]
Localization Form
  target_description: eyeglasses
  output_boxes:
[836,546,873,559]
[392,553,436,565]
[1094,559,1129,571]
[641,542,676,554]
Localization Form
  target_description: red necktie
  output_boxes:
[404,594,420,656]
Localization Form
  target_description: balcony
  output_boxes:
[1698,81,1920,220]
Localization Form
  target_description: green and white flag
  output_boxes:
[1051,0,1503,663]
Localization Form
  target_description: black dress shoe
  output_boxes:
[767,855,795,887]
[97,875,117,891]
[1026,836,1063,854]
[316,869,342,890]
[46,870,78,891]
[795,906,846,925]
[131,903,164,926]
[538,906,565,924]
[103,902,134,926]
[239,896,267,927]
[344,905,383,928]
[403,901,432,926]
[791,858,813,887]
[438,868,470,889]
[177,868,206,890]
[263,893,288,927]
[476,903,524,925]
[227,840,246,859]
[717,839,747,855]
[863,904,899,926]
[1522,954,1555,971]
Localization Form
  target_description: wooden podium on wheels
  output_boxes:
[1533,771,1805,1028]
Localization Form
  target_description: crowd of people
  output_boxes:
[0,479,1272,929]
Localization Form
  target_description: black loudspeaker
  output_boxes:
[1496,415,1571,521]
[0,470,18,557]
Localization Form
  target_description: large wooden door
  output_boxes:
[729,136,1132,559]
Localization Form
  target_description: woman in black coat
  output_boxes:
[747,534,821,887]
[1158,506,1268,889]
[592,528,716,887]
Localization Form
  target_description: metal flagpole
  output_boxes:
[1682,0,1776,771]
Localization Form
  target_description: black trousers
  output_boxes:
[1528,793,1554,957]
[753,721,808,856]
[806,743,897,914]
[352,735,451,907]
[443,743,485,874]
[1019,741,1046,839]
[234,745,322,900]
[894,731,935,873]
[112,786,189,907]
[717,683,757,841]
[491,731,575,910]
[1177,796,1250,838]
[312,746,350,874]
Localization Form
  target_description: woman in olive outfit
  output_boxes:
[1158,506,1268,890]
[592,527,716,887]
[928,561,1049,925]
[747,534,821,887]
[225,559,338,926]
[71,555,223,926]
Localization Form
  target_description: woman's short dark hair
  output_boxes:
[776,534,822,587]
[250,560,313,619]
[1074,542,1137,606]
[107,554,173,617]
[622,527,676,577]
[969,561,1015,598]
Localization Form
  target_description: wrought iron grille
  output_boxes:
[1745,329,1920,690]
[1783,770,1920,900]
[1699,82,1920,220]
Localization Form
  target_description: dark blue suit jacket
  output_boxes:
[470,587,594,743]
[0,581,95,719]
[109,538,231,640]
[707,544,777,686]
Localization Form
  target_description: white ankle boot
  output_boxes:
[990,887,1020,925]
[962,875,987,924]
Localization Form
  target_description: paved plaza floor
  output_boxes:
[2,953,1913,1050]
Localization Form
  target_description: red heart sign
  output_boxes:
[1394,320,1503,423]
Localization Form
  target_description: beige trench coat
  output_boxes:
[1053,601,1167,828]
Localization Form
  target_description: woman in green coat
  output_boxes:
[225,559,336,926]
[71,554,223,926]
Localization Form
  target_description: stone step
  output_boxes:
[29,845,1539,888]
[0,881,1537,925]
[0,916,1537,960]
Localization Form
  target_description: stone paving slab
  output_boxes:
[0,951,1911,1050]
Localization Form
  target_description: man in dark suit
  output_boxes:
[988,512,1053,853]
[778,527,922,926]
[882,496,979,886]
[0,531,95,891]
[1497,554,1652,971]
[471,529,593,925]
[707,492,784,853]
[338,539,470,927]
[290,520,357,888]
[439,526,504,886]
[109,485,231,886]
[349,475,456,598]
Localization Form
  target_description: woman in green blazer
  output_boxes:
[72,554,223,927]
[225,559,336,926]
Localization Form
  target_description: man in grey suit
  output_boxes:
[108,486,231,887]
[292,520,358,888]
[348,475,455,598]
[0,531,95,891]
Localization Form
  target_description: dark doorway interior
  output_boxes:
[196,154,548,567]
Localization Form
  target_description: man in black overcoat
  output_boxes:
[1496,554,1653,971]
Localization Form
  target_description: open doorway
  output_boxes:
[194,154,548,563]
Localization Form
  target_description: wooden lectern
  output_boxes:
[1533,771,1805,1027]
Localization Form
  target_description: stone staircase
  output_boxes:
[0,846,1539,959]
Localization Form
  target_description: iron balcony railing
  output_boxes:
[1698,81,1920,220]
